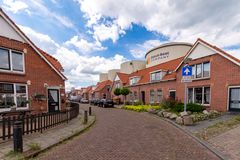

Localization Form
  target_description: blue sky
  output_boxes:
[1,0,240,90]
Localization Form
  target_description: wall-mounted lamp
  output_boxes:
[44,83,48,88]
[27,80,31,85]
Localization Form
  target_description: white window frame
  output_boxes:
[47,87,61,113]
[129,76,140,85]
[0,82,29,112]
[188,86,210,106]
[227,86,240,111]
[150,90,155,104]
[157,89,162,103]
[0,47,25,74]
[191,62,210,80]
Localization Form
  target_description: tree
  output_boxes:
[120,87,130,104]
[114,88,121,96]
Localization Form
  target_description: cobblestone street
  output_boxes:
[39,104,220,160]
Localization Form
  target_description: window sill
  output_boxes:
[0,70,25,75]
[192,77,210,81]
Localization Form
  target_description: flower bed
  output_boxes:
[123,105,161,112]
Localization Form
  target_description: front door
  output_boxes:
[229,87,240,111]
[141,91,145,104]
[48,89,60,112]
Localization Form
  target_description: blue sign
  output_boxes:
[182,66,192,76]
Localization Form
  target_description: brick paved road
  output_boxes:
[39,105,220,160]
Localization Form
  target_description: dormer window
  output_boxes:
[0,48,24,73]
[130,77,140,85]
[150,71,166,82]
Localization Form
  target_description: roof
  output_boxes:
[116,72,129,85]
[83,86,92,94]
[37,48,64,72]
[128,57,184,85]
[145,42,192,58]
[175,38,240,71]
[94,80,112,92]
[0,8,66,80]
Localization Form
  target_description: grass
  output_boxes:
[122,105,161,112]
[194,115,240,140]
[5,150,25,160]
[27,142,41,151]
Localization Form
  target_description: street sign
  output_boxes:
[181,76,192,83]
[182,66,192,76]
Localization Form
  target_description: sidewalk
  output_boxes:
[0,112,95,159]
[208,125,240,160]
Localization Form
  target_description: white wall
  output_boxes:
[0,16,25,42]
[188,43,216,60]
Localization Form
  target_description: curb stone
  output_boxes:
[158,116,227,160]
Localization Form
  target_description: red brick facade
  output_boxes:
[0,36,66,113]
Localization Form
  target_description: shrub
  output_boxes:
[123,105,161,112]
[133,100,142,106]
[160,98,179,109]
[171,103,204,113]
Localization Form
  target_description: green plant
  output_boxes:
[120,87,130,104]
[113,88,121,96]
[171,103,204,113]
[5,150,24,159]
[123,105,161,112]
[133,100,142,106]
[27,142,41,151]
[160,98,179,109]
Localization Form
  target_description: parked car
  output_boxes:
[81,98,89,103]
[99,99,114,108]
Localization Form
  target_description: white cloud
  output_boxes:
[53,46,127,90]
[130,40,164,59]
[77,0,240,48]
[227,49,240,60]
[3,0,75,29]
[18,25,127,90]
[2,0,29,14]
[65,36,106,53]
[19,25,60,54]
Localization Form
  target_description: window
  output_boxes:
[157,90,162,103]
[150,90,155,104]
[0,48,10,70]
[204,87,210,104]
[188,88,193,103]
[0,83,28,109]
[169,90,176,100]
[130,77,140,85]
[188,87,210,105]
[196,64,202,78]
[150,71,162,81]
[134,91,138,101]
[203,62,210,77]
[12,52,23,71]
[116,82,120,88]
[0,48,24,73]
[194,88,202,103]
[191,62,210,79]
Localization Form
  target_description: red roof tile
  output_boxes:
[37,48,64,72]
[116,72,129,85]
[128,57,184,85]
[94,80,112,92]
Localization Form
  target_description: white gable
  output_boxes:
[115,75,120,81]
[0,16,25,42]
[188,42,216,60]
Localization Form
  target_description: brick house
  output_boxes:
[111,39,240,112]
[0,9,67,113]
[93,80,112,100]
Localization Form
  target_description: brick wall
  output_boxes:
[0,36,66,112]
[125,54,240,112]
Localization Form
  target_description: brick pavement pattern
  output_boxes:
[39,105,220,160]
